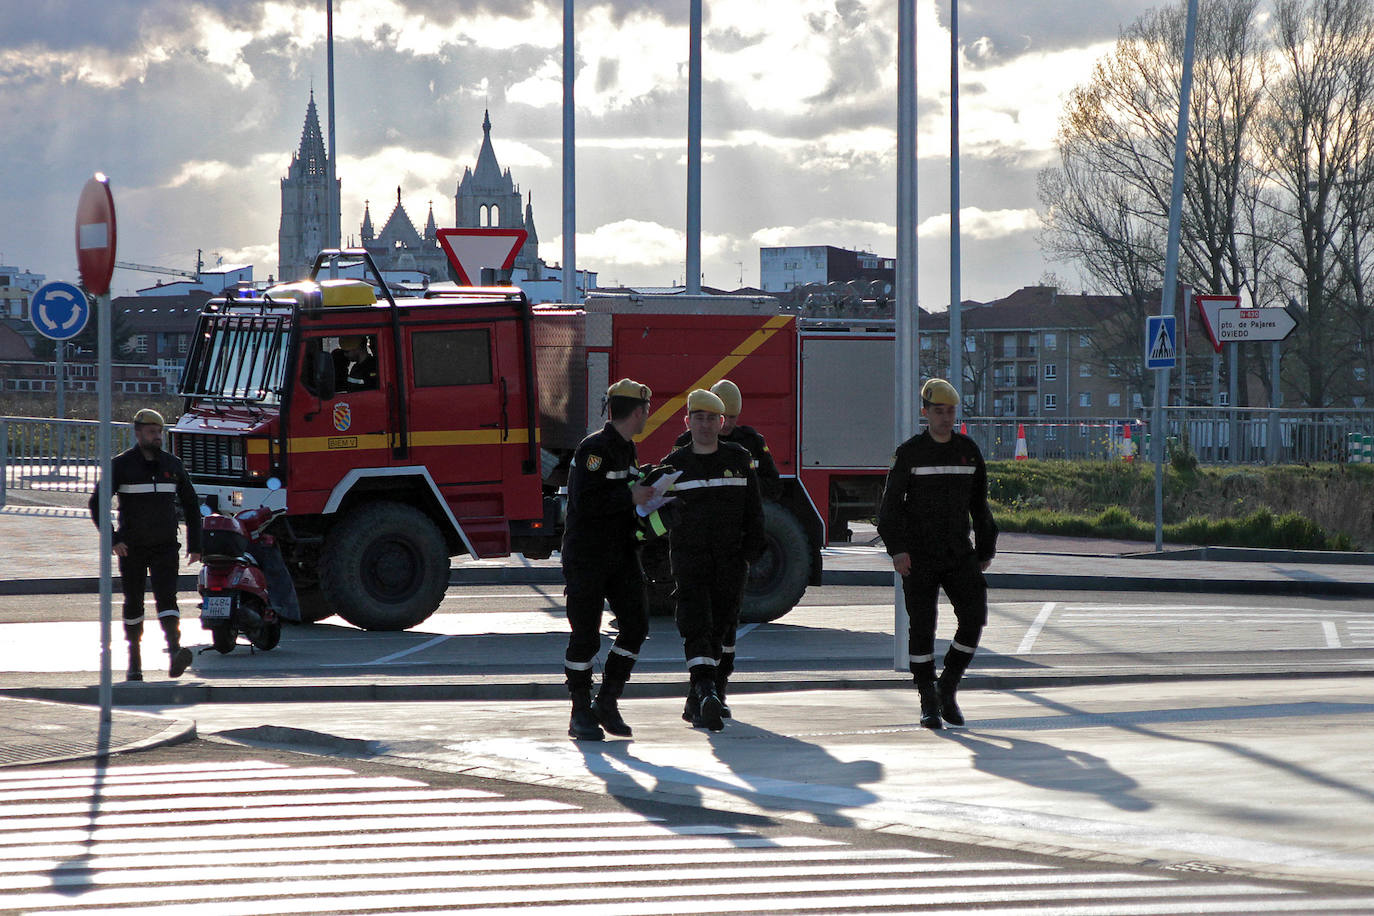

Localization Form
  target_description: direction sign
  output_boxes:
[75,173,117,295]
[1195,293,1239,354]
[436,228,528,286]
[29,281,90,341]
[1216,307,1298,343]
[1146,315,1176,370]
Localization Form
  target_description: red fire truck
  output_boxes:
[171,250,896,631]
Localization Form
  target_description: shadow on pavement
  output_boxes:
[941,729,1150,812]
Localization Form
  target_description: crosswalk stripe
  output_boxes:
[10,879,1296,916]
[0,774,432,800]
[2,760,1367,916]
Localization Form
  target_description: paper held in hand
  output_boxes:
[637,470,682,516]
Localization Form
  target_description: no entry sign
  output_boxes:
[75,173,117,296]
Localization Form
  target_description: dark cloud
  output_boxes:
[938,0,1156,66]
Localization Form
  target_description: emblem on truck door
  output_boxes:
[333,403,352,432]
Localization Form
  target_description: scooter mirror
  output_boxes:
[266,477,282,491]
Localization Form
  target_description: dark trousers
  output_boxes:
[563,551,648,693]
[901,553,987,683]
[118,543,183,647]
[672,550,747,687]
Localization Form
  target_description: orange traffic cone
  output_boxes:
[1014,424,1029,460]
[1122,423,1134,462]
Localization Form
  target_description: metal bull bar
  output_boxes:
[0,416,136,508]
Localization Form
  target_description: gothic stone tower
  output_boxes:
[278,92,338,282]
[455,111,540,278]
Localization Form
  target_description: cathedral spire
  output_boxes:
[473,109,502,185]
[361,200,373,241]
[291,90,329,178]
[424,201,438,240]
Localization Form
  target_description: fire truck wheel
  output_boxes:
[741,502,810,624]
[321,502,451,631]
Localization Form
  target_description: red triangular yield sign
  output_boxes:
[436,228,528,285]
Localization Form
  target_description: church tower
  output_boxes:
[278,92,338,282]
[455,111,540,277]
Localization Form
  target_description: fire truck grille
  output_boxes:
[172,433,244,480]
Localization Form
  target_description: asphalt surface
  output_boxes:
[3,495,1373,891]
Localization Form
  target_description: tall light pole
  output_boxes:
[949,0,963,410]
[326,0,340,252]
[562,0,577,303]
[893,0,919,669]
[686,0,702,295]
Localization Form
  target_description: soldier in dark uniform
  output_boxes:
[877,378,997,729]
[333,335,379,391]
[661,389,766,731]
[561,379,655,741]
[672,378,782,501]
[88,408,202,681]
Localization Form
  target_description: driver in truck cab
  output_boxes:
[332,335,378,392]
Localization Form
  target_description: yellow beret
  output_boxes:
[710,379,742,415]
[338,335,365,350]
[132,408,165,427]
[607,378,651,401]
[920,378,960,406]
[686,389,726,414]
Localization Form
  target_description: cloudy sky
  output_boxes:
[1,0,1163,307]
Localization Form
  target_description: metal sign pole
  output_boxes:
[97,291,113,723]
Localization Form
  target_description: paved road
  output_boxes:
[4,741,1373,915]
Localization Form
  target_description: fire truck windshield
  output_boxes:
[180,314,290,406]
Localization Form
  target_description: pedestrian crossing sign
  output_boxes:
[1146,315,1177,370]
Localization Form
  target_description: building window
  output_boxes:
[1218,391,1229,406]
[1356,367,1368,382]
[965,335,976,353]
[1044,393,1057,410]
[1079,334,1091,348]
[132,335,148,354]
[1046,425,1058,440]
[1079,364,1092,377]
[1108,392,1121,407]
[1044,363,1057,380]
[1044,332,1057,350]
[920,336,932,350]
[1132,393,1144,409]
[1079,392,1091,407]
[1108,363,1121,378]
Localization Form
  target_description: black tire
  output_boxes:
[741,502,811,624]
[210,626,237,654]
[294,586,335,624]
[249,621,282,651]
[320,502,451,631]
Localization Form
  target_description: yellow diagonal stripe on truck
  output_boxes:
[276,428,532,454]
[639,314,792,441]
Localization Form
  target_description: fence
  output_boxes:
[0,416,136,509]
[966,408,1374,464]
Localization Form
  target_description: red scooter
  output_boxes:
[198,505,286,654]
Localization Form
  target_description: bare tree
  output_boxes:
[1254,0,1374,405]
[1040,0,1273,404]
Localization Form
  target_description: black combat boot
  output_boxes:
[681,689,699,724]
[691,681,725,732]
[568,688,605,741]
[715,674,732,719]
[591,680,632,737]
[937,670,965,727]
[126,641,143,682]
[163,618,192,678]
[915,678,943,730]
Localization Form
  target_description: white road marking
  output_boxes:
[1017,601,1055,653]
[1324,621,1342,648]
[335,633,454,667]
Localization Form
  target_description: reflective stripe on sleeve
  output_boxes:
[910,466,976,476]
[605,469,632,480]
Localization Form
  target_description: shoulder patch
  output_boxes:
[585,454,603,472]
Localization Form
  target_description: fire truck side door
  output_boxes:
[405,323,530,556]
[292,334,394,501]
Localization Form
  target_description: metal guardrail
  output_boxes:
[0,417,136,509]
[966,409,1374,464]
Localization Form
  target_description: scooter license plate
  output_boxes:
[201,595,234,621]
